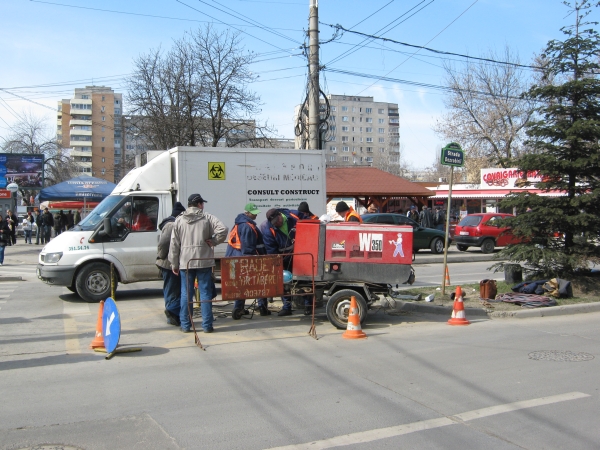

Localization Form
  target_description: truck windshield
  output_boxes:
[75,196,125,231]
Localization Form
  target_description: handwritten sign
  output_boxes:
[221,255,284,301]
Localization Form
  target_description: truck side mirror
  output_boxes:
[103,217,113,236]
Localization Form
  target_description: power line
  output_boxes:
[355,0,480,95]
[348,0,396,30]
[29,0,304,32]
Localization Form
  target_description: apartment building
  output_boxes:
[295,94,400,169]
[57,86,123,182]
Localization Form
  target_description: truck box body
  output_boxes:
[37,147,326,302]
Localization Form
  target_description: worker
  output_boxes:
[335,201,363,223]
[291,201,318,220]
[261,208,307,316]
[225,203,271,317]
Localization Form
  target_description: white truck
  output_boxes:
[37,147,326,302]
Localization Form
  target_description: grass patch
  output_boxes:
[401,274,600,312]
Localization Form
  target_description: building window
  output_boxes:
[330,115,336,121]
[114,108,121,115]
[341,136,349,142]
[352,107,356,112]
[342,116,348,122]
[378,108,385,114]
[351,117,355,122]
[366,147,373,152]
[379,137,385,143]
[342,106,348,112]
[365,108,372,113]
[366,157,373,162]
[342,126,349,132]
[102,116,106,121]
[331,106,336,111]
[342,146,349,152]
[342,156,349,162]
[366,137,373,143]
[101,137,105,142]
[379,147,385,152]
[330,146,337,152]
[102,157,105,163]
[101,168,106,175]
[102,147,105,152]
[101,106,105,112]
[378,128,385,133]
[330,125,336,131]
[81,95,89,99]
[101,126,105,132]
[378,118,385,124]
[366,117,373,123]
[366,127,372,132]
[329,155,336,162]
[102,96,105,101]
[115,100,120,105]
[389,108,398,114]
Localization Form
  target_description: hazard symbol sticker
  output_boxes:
[208,162,225,180]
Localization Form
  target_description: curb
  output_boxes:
[396,300,489,317]
[488,302,600,319]
[0,276,23,282]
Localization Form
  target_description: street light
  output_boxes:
[6,182,19,214]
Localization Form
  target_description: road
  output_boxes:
[1,245,598,449]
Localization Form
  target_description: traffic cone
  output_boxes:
[445,266,451,286]
[90,300,106,349]
[448,286,470,326]
[342,296,367,339]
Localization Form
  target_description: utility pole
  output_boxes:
[308,0,320,150]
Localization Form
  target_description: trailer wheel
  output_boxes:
[75,262,113,303]
[326,289,368,330]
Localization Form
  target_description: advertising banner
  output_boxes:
[0,153,44,189]
[480,168,543,189]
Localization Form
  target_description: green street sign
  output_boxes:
[441,142,464,167]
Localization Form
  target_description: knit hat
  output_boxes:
[298,201,310,213]
[171,202,186,217]
[335,201,349,214]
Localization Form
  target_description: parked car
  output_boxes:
[453,213,520,253]
[361,213,450,254]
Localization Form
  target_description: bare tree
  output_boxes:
[1,113,79,204]
[127,25,271,150]
[434,47,535,171]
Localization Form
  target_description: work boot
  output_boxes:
[259,305,271,316]
[277,309,292,317]
[164,310,181,326]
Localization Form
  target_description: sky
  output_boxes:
[0,0,591,168]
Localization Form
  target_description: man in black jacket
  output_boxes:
[35,209,43,244]
[41,208,54,243]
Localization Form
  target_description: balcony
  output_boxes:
[70,129,92,136]
[70,140,92,148]
[70,119,92,127]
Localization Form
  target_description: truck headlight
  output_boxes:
[45,252,63,263]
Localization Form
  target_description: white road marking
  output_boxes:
[267,392,590,450]
[63,303,91,317]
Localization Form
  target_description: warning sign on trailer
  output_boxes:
[221,255,284,300]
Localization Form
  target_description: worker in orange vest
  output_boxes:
[335,201,363,223]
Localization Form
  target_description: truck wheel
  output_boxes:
[75,262,113,303]
[66,285,77,293]
[456,244,469,252]
[430,237,444,254]
[326,289,368,330]
[481,239,495,254]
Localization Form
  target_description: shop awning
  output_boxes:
[432,189,564,198]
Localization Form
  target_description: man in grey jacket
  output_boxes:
[169,194,228,333]
[156,202,186,327]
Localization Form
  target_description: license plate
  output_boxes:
[459,231,469,236]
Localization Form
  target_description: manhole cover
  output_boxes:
[17,446,84,450]
[528,350,594,362]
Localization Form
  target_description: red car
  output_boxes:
[453,213,521,253]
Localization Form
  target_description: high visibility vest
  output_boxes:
[345,208,363,223]
[227,223,259,250]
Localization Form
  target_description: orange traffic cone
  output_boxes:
[90,300,106,349]
[342,296,367,339]
[448,286,470,326]
[445,266,451,286]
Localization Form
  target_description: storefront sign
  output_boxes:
[481,168,542,189]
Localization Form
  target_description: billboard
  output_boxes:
[0,153,44,189]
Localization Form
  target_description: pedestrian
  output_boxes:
[35,209,43,244]
[407,205,419,222]
[41,208,54,243]
[22,212,33,244]
[74,209,81,225]
[6,210,17,245]
[434,206,446,231]
[419,206,434,229]
[168,194,228,333]
[225,202,271,318]
[367,204,378,213]
[0,214,11,265]
[335,201,363,223]
[53,210,64,236]
[260,208,312,315]
[156,202,186,327]
[291,201,318,220]
[66,210,74,230]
